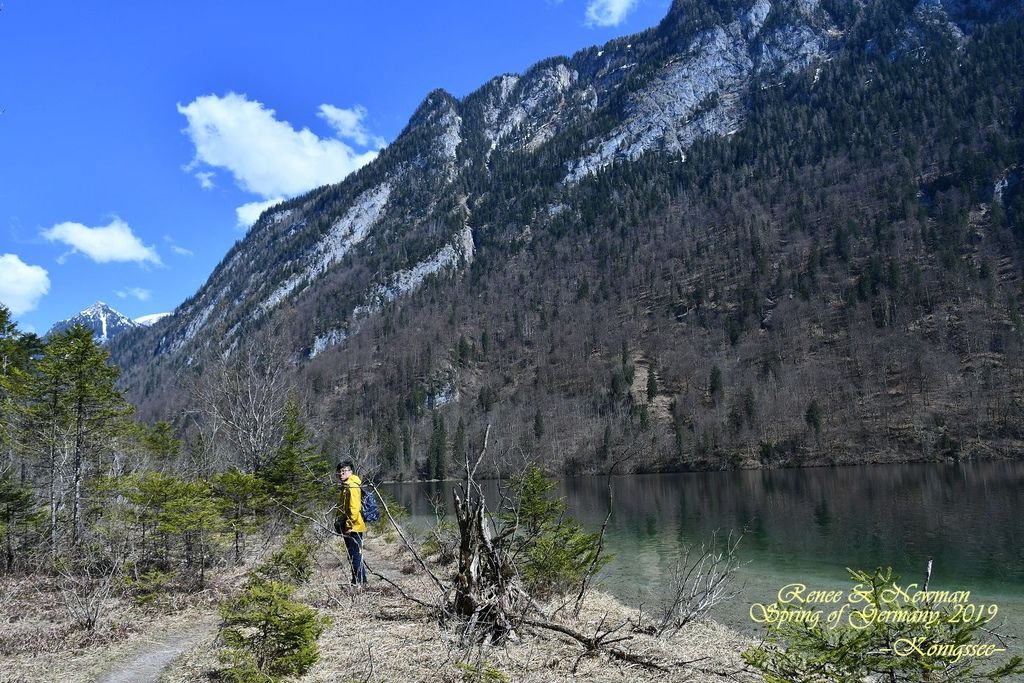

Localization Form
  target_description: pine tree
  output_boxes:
[24,325,131,554]
[452,418,467,467]
[0,470,39,572]
[401,423,412,468]
[805,399,823,435]
[379,421,399,472]
[219,578,330,681]
[142,421,181,463]
[709,365,724,404]
[427,413,447,480]
[162,478,221,589]
[0,306,30,462]
[59,327,132,544]
[505,465,611,598]
[480,329,491,358]
[263,401,328,513]
[212,467,269,563]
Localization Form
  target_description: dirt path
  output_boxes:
[96,617,216,683]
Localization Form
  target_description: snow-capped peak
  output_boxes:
[48,301,141,344]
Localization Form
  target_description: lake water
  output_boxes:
[383,461,1024,639]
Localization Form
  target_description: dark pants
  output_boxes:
[344,532,367,584]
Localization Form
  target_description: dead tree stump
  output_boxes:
[451,488,524,644]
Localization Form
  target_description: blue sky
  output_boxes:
[0,0,671,334]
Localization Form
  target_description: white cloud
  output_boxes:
[177,93,380,203]
[236,198,285,229]
[116,287,151,301]
[195,171,216,189]
[317,104,386,149]
[42,218,161,265]
[163,235,194,256]
[0,254,50,315]
[585,0,639,26]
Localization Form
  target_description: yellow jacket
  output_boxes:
[338,473,367,533]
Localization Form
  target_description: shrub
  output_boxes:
[421,519,458,565]
[256,526,316,584]
[457,660,509,683]
[219,578,330,682]
[742,567,1024,682]
[122,567,172,606]
[506,465,611,598]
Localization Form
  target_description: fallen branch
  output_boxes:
[570,456,625,618]
[366,481,448,597]
[362,560,436,610]
[522,617,668,673]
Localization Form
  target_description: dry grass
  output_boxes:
[161,533,758,683]
[0,530,757,683]
[0,564,236,683]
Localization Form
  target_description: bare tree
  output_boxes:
[192,340,293,474]
[650,530,746,637]
[56,550,126,631]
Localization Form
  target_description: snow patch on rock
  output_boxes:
[257,183,391,315]
[309,328,347,359]
[307,226,473,359]
[565,1,827,183]
[268,208,296,225]
[179,300,217,348]
[386,225,474,299]
[135,312,171,326]
[313,184,392,276]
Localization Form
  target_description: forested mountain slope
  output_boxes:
[111,0,1024,476]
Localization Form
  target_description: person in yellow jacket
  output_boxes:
[336,460,367,584]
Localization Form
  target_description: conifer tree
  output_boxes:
[55,326,132,544]
[427,413,447,480]
[142,421,181,464]
[805,399,822,434]
[0,470,38,572]
[219,578,330,681]
[452,417,467,468]
[709,365,724,404]
[401,423,412,468]
[262,401,328,513]
[162,478,221,588]
[212,467,269,563]
[24,325,131,555]
[379,421,399,472]
[0,307,28,463]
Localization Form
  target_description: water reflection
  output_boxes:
[384,461,1024,618]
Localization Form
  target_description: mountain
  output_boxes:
[49,302,140,343]
[111,0,1024,477]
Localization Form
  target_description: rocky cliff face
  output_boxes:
[115,0,849,369]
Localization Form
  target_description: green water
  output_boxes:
[383,461,1024,639]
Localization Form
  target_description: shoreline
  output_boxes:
[379,452,1024,484]
[161,533,759,682]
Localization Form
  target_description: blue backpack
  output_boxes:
[361,486,381,523]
